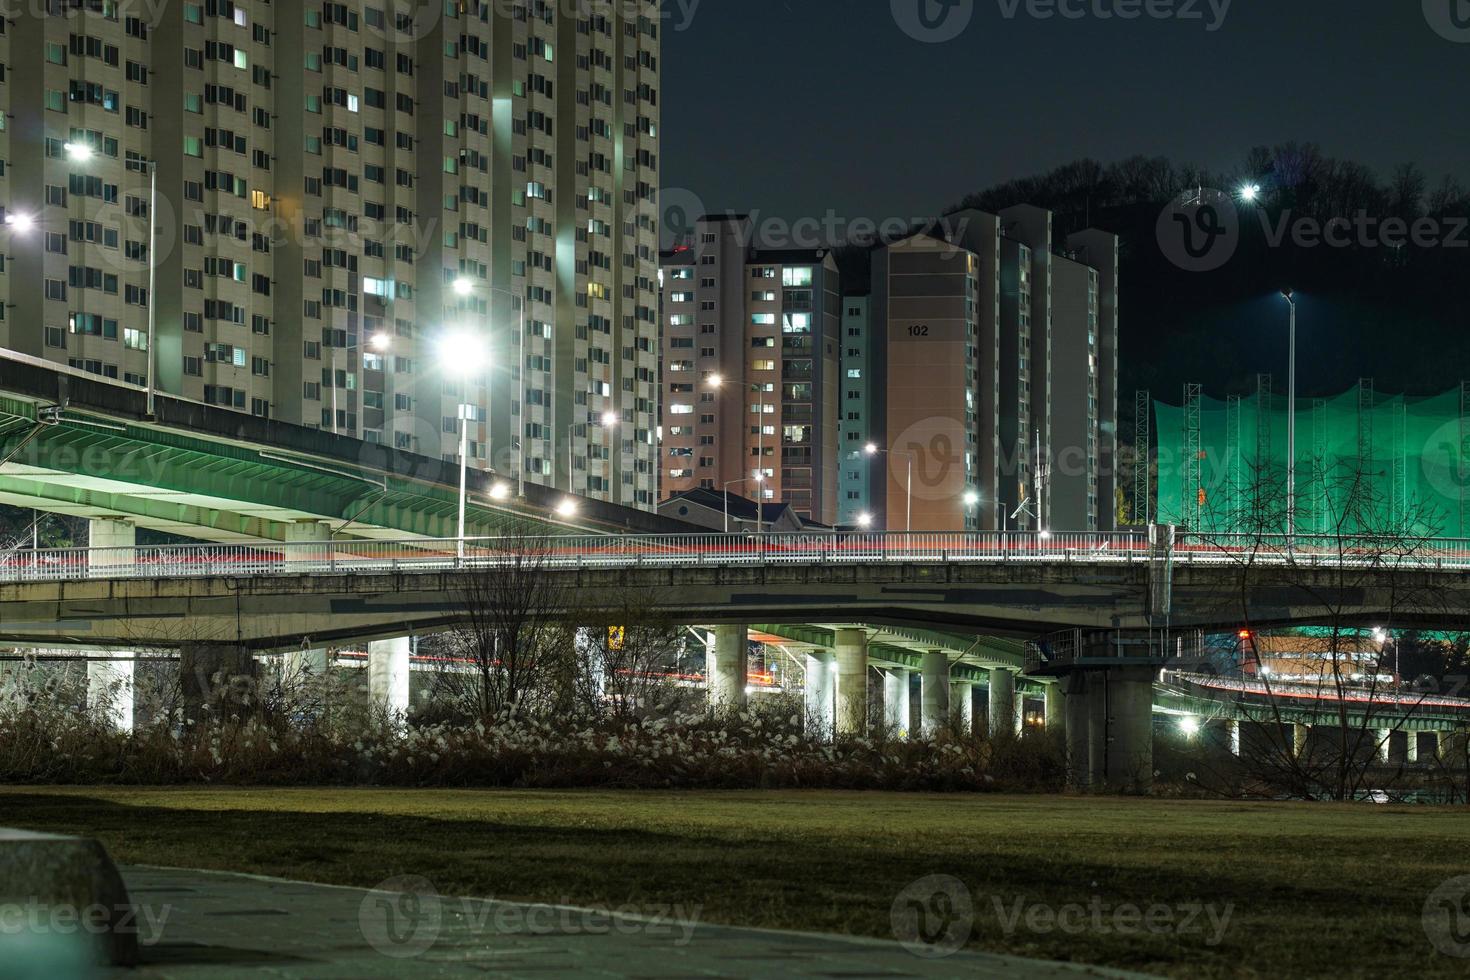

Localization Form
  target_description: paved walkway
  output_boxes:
[80,865,1145,979]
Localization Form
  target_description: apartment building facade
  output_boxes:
[659,215,840,524]
[0,1,662,509]
[868,208,1118,532]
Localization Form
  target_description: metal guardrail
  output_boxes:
[1024,628,1208,673]
[2,530,1470,584]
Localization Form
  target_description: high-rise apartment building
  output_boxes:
[659,215,840,524]
[868,208,1118,531]
[0,1,663,509]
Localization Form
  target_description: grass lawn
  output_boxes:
[1,787,1466,977]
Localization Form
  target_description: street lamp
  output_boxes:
[1281,289,1297,543]
[963,490,981,510]
[864,442,915,533]
[566,409,620,497]
[856,512,874,530]
[4,213,35,233]
[453,276,527,498]
[1239,183,1261,203]
[438,330,489,561]
[709,374,769,534]
[721,475,763,533]
[555,498,579,519]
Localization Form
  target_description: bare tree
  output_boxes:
[1180,453,1466,801]
[574,587,686,721]
[431,524,577,720]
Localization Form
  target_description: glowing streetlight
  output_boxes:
[4,213,35,233]
[601,410,620,428]
[1179,716,1201,737]
[706,373,724,388]
[453,276,476,297]
[489,482,512,501]
[367,331,391,352]
[63,142,95,163]
[1238,183,1260,203]
[438,333,489,561]
[857,512,874,530]
[556,498,579,518]
[963,490,981,509]
[437,331,489,377]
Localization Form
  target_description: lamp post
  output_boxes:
[1282,289,1297,543]
[709,374,769,534]
[566,409,620,497]
[864,442,915,532]
[454,276,526,498]
[329,331,391,435]
[438,331,489,562]
[721,476,763,533]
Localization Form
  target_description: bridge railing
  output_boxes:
[0,531,1158,582]
[3,530,1470,583]
[1024,628,1208,674]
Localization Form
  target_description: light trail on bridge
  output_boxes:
[5,531,1470,582]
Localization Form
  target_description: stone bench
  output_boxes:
[0,829,139,968]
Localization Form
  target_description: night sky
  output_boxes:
[662,0,1468,230]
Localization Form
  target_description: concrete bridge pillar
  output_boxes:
[87,522,136,730]
[1407,731,1420,764]
[706,625,748,713]
[89,518,137,565]
[368,637,411,717]
[988,668,1017,737]
[834,629,868,737]
[950,680,974,736]
[1376,728,1394,765]
[1064,672,1091,789]
[804,650,835,736]
[282,647,330,692]
[1227,719,1241,757]
[920,651,949,736]
[1100,667,1155,791]
[883,667,911,738]
[285,520,332,563]
[1438,730,1468,766]
[86,654,135,732]
[1292,723,1310,759]
[1043,682,1065,736]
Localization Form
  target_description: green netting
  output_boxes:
[1153,386,1470,537]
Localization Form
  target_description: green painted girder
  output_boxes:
[750,624,1000,684]
[0,405,579,541]
[0,474,280,538]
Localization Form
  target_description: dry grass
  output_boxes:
[2,787,1466,978]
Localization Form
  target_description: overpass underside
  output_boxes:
[3,559,1466,652]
